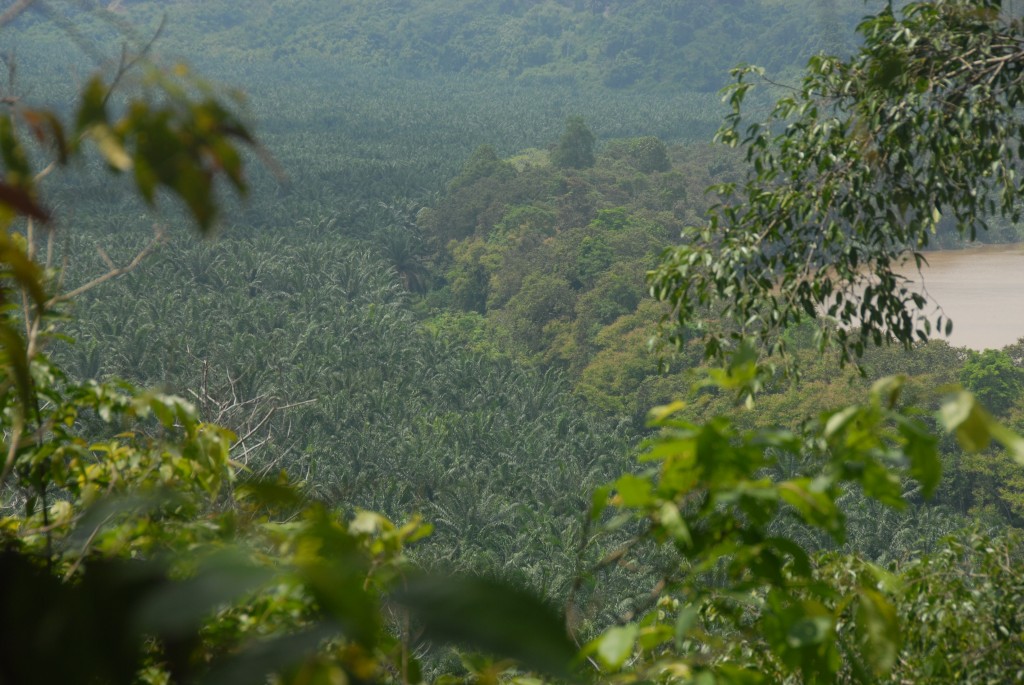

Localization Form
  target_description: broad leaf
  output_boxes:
[394,575,577,680]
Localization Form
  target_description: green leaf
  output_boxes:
[511,678,546,685]
[613,473,654,508]
[940,391,992,452]
[824,406,859,439]
[590,484,612,521]
[75,75,109,133]
[172,162,217,233]
[895,415,941,497]
[648,400,686,424]
[714,665,768,684]
[786,616,832,648]
[658,501,692,547]
[0,116,31,181]
[0,324,33,415]
[235,478,305,510]
[778,479,842,537]
[0,233,48,304]
[393,575,578,680]
[148,395,175,428]
[593,624,639,670]
[199,626,338,685]
[297,516,379,647]
[988,421,1024,465]
[870,375,905,410]
[134,551,274,638]
[675,605,700,648]
[88,125,133,172]
[132,155,158,204]
[855,588,900,675]
[764,537,812,577]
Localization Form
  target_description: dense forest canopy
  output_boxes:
[10,0,864,89]
[2,1,1024,683]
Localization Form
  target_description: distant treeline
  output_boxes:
[17,0,874,91]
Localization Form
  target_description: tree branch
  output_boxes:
[0,0,37,28]
[46,225,166,306]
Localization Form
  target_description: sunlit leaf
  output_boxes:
[592,624,639,670]
[88,125,133,172]
[648,400,686,424]
[658,500,692,547]
[988,421,1024,466]
[939,391,992,452]
[613,473,653,507]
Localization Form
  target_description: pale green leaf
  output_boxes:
[594,624,639,670]
[856,588,900,675]
[89,125,133,172]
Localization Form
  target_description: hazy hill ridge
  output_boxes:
[20,0,870,92]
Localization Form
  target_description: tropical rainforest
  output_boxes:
[3,0,1024,683]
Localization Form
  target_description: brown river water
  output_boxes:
[898,243,1024,350]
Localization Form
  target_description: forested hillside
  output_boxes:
[161,0,850,88]
[3,1,1024,683]
[6,0,869,222]
[15,0,863,89]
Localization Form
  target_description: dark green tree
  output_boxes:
[604,136,671,173]
[961,349,1024,416]
[449,144,515,191]
[550,115,595,169]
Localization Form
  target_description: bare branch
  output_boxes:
[47,225,166,306]
[0,410,24,486]
[102,14,166,107]
[33,161,56,184]
[96,246,117,271]
[61,513,114,581]
[234,398,317,449]
[0,0,37,29]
